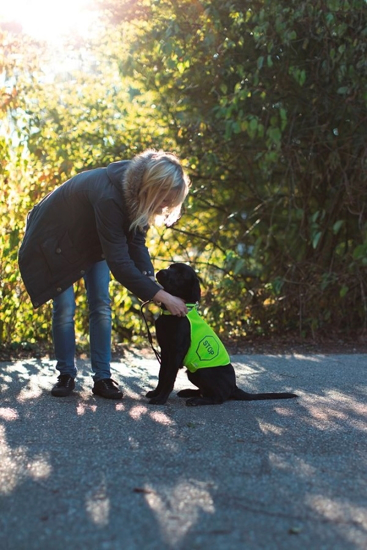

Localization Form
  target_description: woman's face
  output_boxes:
[154,192,176,214]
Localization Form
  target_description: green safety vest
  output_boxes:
[162,304,230,373]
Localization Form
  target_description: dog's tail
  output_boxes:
[233,387,297,400]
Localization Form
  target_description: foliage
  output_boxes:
[0,29,167,347]
[1,0,366,350]
[109,0,367,337]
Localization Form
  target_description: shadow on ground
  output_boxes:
[0,353,366,549]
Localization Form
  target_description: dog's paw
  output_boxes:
[146,389,159,398]
[185,397,202,406]
[149,396,168,405]
[177,389,201,398]
[186,397,223,406]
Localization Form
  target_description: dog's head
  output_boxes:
[156,263,201,303]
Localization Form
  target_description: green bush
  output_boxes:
[1,1,366,349]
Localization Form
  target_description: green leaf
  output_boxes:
[249,118,258,131]
[280,108,287,130]
[340,286,349,298]
[299,70,306,86]
[272,277,284,295]
[266,127,282,145]
[234,258,246,275]
[232,121,242,134]
[312,231,322,249]
[333,220,344,234]
[353,244,367,260]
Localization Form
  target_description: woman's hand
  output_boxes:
[152,289,188,316]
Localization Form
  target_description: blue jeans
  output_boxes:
[52,261,112,382]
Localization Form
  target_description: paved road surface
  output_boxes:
[0,351,366,549]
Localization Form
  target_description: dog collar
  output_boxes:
[161,302,199,316]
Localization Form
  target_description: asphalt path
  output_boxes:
[0,351,366,550]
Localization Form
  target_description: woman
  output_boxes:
[18,149,190,399]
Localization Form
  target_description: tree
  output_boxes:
[0,25,172,347]
[1,0,366,349]
[103,0,367,338]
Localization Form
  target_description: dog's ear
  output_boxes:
[190,276,201,302]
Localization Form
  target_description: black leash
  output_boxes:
[140,300,161,364]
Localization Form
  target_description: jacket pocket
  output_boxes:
[41,231,80,275]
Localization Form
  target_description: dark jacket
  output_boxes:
[18,159,161,307]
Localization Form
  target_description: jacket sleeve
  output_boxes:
[93,196,160,301]
[127,228,155,277]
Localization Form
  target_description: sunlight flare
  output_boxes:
[0,0,96,42]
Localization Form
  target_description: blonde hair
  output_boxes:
[129,150,190,231]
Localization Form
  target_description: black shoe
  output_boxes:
[51,374,75,397]
[92,378,123,400]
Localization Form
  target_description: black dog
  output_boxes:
[146,263,297,406]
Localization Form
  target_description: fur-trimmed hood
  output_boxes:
[122,150,158,223]
[106,150,156,224]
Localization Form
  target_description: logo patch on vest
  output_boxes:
[195,335,220,361]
